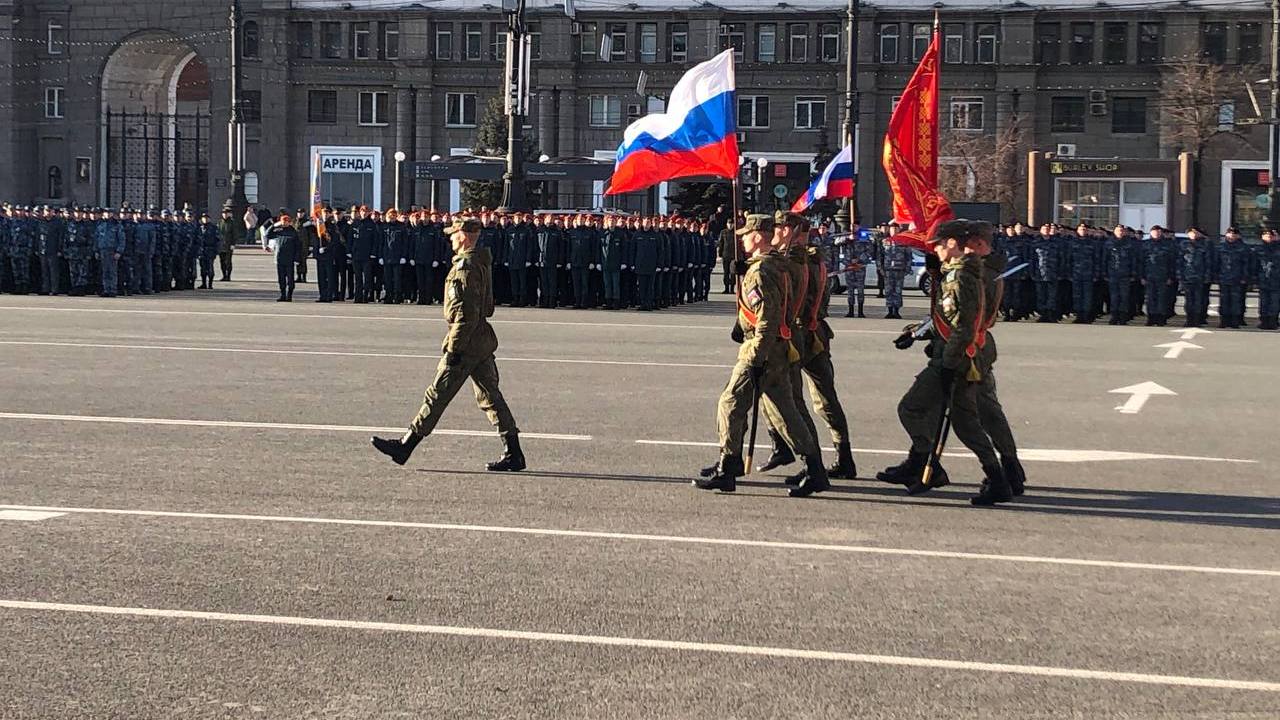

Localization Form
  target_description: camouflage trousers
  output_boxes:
[883,270,906,310]
[843,269,866,307]
[409,353,519,439]
[717,343,819,463]
[69,258,93,288]
[897,363,999,468]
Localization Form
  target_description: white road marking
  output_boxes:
[2,504,1275,578]
[1153,341,1203,360]
[0,340,733,370]
[1109,382,1177,415]
[633,440,1256,465]
[1174,328,1213,340]
[0,413,591,442]
[0,510,65,521]
[1,599,1277,691]
[0,304,898,334]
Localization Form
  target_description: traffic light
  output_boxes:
[742,183,757,210]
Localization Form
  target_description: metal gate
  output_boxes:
[103,109,209,211]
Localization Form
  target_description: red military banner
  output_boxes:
[881,25,953,251]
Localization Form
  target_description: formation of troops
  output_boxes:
[0,204,242,297]
[832,221,1280,331]
[259,206,726,311]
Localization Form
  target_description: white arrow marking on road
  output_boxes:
[1173,328,1213,341]
[1153,340,1203,359]
[1110,382,1177,414]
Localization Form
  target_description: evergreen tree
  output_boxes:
[462,96,543,211]
[666,181,732,218]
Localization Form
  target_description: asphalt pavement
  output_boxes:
[1,253,1277,719]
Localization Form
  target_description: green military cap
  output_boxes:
[932,218,972,244]
[773,210,806,228]
[446,217,482,234]
[735,213,775,236]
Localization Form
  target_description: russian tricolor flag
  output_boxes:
[791,145,855,212]
[606,50,739,195]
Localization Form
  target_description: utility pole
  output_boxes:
[497,0,531,213]
[1268,0,1280,230]
[835,0,859,232]
[225,1,248,217]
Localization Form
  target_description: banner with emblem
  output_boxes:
[881,19,953,252]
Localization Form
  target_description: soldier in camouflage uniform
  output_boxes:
[1215,227,1252,329]
[1255,228,1280,330]
[841,229,873,318]
[372,217,525,473]
[696,214,829,498]
[881,228,911,319]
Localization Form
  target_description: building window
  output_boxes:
[589,95,622,127]
[434,23,453,60]
[1103,22,1127,64]
[794,96,826,130]
[47,20,65,56]
[738,96,770,129]
[308,90,338,124]
[527,22,542,59]
[1239,23,1262,65]
[669,23,688,62]
[1035,23,1060,64]
[352,22,371,60]
[1218,101,1235,130]
[293,22,314,59]
[44,86,63,119]
[878,24,899,63]
[1056,180,1120,228]
[321,22,342,59]
[911,24,931,62]
[639,23,658,63]
[1201,22,1227,64]
[359,91,389,126]
[949,97,983,130]
[1051,96,1085,132]
[580,22,598,60]
[944,24,964,64]
[1112,97,1147,134]
[720,23,745,61]
[48,166,63,199]
[609,23,628,61]
[445,92,477,127]
[492,25,507,62]
[242,20,260,59]
[464,23,483,60]
[382,22,400,60]
[819,23,840,62]
[787,24,807,62]
[1137,23,1162,64]
[1069,22,1093,65]
[975,24,997,64]
[757,24,777,63]
[241,90,261,123]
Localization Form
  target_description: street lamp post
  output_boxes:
[756,157,768,213]
[1268,0,1280,231]
[225,1,248,217]
[429,154,441,211]
[497,0,531,213]
[835,0,859,232]
[393,150,406,211]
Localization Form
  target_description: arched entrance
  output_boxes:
[100,31,210,211]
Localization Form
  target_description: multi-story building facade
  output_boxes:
[0,0,1270,233]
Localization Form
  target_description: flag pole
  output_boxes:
[730,176,742,292]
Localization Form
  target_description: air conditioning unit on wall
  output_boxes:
[1056,143,1077,157]
[1088,89,1107,103]
[736,132,747,144]
[570,22,581,35]
[1090,102,1108,116]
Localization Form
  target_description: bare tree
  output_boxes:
[938,115,1027,217]
[1158,57,1255,161]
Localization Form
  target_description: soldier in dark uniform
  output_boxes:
[380,209,409,304]
[1069,223,1099,323]
[1177,226,1212,327]
[1215,226,1251,328]
[198,212,220,289]
[1142,225,1177,326]
[266,209,300,302]
[632,217,658,311]
[508,213,535,307]
[311,211,336,303]
[535,214,564,308]
[35,206,64,295]
[1104,224,1137,325]
[372,217,526,472]
[133,210,157,295]
[349,206,377,303]
[1255,228,1280,330]
[1032,222,1062,322]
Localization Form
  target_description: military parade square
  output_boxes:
[2,1,1280,718]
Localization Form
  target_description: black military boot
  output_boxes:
[845,307,856,317]
[827,442,857,480]
[370,429,423,466]
[487,433,527,472]
[694,455,742,493]
[857,301,866,318]
[1001,455,1026,497]
[756,429,796,472]
[876,450,926,485]
[906,461,950,496]
[972,463,1014,506]
[789,455,830,498]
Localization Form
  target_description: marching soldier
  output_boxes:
[695,214,829,498]
[372,217,526,472]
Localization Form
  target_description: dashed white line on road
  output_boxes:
[0,412,591,442]
[0,510,65,521]
[633,439,1257,464]
[0,340,734,370]
[1,599,1277,691]
[2,504,1275,578]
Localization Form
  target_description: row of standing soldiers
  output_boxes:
[0,205,243,297]
[268,207,725,310]
[996,222,1280,330]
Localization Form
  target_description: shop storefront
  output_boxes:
[1028,154,1190,232]
[1220,160,1269,240]
[309,145,382,211]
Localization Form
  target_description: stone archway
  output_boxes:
[100,31,210,210]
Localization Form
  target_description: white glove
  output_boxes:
[347,254,352,258]
[589,264,596,270]
[409,260,415,266]
[621,264,628,270]
[688,263,693,268]
[378,259,384,266]
[566,264,572,269]
[399,259,406,265]
[526,262,532,268]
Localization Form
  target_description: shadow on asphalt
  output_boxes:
[418,468,1280,531]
